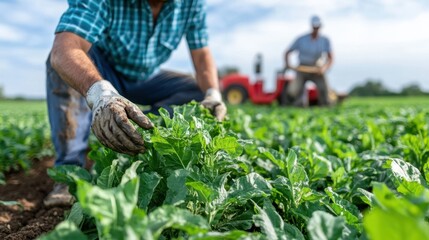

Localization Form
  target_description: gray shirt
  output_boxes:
[289,33,331,66]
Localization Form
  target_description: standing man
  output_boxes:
[284,15,333,106]
[44,0,226,206]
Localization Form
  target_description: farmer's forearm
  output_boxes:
[191,47,219,92]
[50,32,102,96]
[323,52,334,71]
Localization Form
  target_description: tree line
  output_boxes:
[349,79,429,97]
[1,78,427,100]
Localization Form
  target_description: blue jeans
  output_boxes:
[46,46,204,166]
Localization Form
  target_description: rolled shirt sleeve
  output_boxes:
[55,0,108,44]
[186,0,209,50]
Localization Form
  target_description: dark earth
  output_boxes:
[0,158,70,240]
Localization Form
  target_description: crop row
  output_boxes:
[41,102,429,240]
[0,111,52,184]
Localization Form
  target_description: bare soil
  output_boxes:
[0,158,70,240]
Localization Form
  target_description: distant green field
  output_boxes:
[0,100,47,113]
[0,100,51,184]
[345,96,429,106]
[1,96,429,114]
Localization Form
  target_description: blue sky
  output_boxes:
[1,0,429,98]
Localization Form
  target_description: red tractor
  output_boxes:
[220,72,319,106]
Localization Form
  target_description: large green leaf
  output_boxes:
[310,154,333,180]
[164,169,190,205]
[258,147,286,175]
[187,181,216,203]
[271,176,294,204]
[76,178,140,239]
[172,112,191,137]
[307,211,349,240]
[357,188,376,207]
[228,173,272,204]
[384,158,426,186]
[159,108,172,128]
[370,182,429,219]
[254,200,305,240]
[397,180,427,196]
[47,165,92,195]
[47,165,91,184]
[151,128,201,170]
[143,205,209,238]
[88,147,120,176]
[364,208,429,240]
[96,159,122,189]
[120,161,142,185]
[38,220,88,240]
[67,203,84,227]
[138,172,162,210]
[324,187,361,226]
[215,209,254,231]
[211,136,243,158]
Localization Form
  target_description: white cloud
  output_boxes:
[2,0,67,25]
[0,0,67,97]
[0,24,27,42]
[1,0,429,97]
[166,0,429,93]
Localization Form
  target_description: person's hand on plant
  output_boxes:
[86,80,154,155]
[201,88,227,121]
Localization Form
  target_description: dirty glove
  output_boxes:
[201,88,227,121]
[86,80,153,155]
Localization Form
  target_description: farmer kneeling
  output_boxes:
[44,0,226,206]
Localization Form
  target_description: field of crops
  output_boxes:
[1,98,429,239]
[0,101,52,184]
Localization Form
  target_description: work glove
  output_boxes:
[86,80,154,155]
[201,88,227,121]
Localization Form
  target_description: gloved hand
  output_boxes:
[86,80,153,155]
[201,88,227,121]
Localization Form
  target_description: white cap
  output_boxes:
[311,15,322,28]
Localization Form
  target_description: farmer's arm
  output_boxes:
[50,32,152,154]
[186,0,219,91]
[284,37,300,70]
[50,32,101,96]
[185,1,226,120]
[190,47,226,121]
[51,0,110,96]
[320,38,333,74]
[320,51,334,74]
[190,47,219,92]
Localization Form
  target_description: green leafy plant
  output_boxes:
[36,99,429,239]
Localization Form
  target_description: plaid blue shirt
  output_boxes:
[56,0,209,81]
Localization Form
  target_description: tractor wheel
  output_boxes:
[224,85,248,105]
